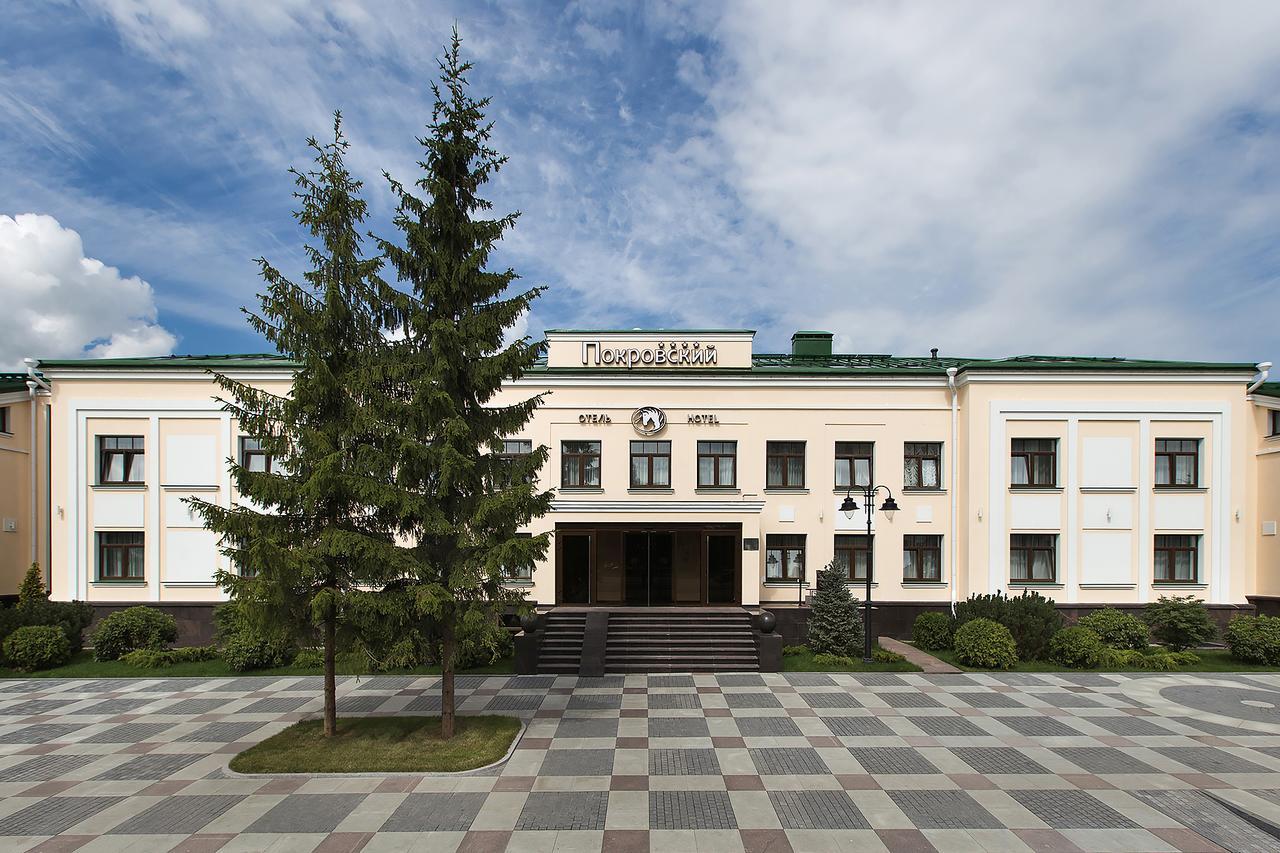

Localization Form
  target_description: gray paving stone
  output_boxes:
[724,692,782,709]
[879,691,943,708]
[648,675,696,688]
[888,790,1003,829]
[1170,715,1266,737]
[848,673,908,687]
[508,675,557,689]
[996,715,1081,737]
[0,796,124,836]
[380,793,488,832]
[718,674,766,687]
[177,722,266,743]
[735,716,803,737]
[1163,684,1280,724]
[1153,746,1271,774]
[206,677,287,693]
[649,693,701,709]
[1053,747,1159,774]
[157,697,232,714]
[748,747,830,775]
[554,717,619,739]
[538,748,615,776]
[650,748,721,775]
[905,716,987,738]
[573,676,623,688]
[0,754,98,782]
[92,752,205,780]
[994,674,1049,686]
[650,791,737,830]
[109,794,245,834]
[800,691,861,708]
[847,747,940,775]
[648,717,711,738]
[484,693,543,712]
[456,675,508,690]
[334,694,393,713]
[921,674,978,686]
[1057,674,1115,687]
[1009,789,1137,829]
[402,694,442,713]
[0,699,71,716]
[823,716,894,737]
[237,696,311,714]
[1131,789,1279,853]
[769,790,869,829]
[1086,715,1174,737]
[65,697,155,715]
[782,673,837,687]
[566,693,622,710]
[136,679,211,692]
[0,723,82,743]
[954,691,1024,708]
[1032,691,1102,708]
[82,722,171,743]
[354,676,418,691]
[515,791,608,831]
[246,793,368,833]
[951,747,1049,774]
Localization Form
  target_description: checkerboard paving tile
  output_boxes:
[0,670,1277,849]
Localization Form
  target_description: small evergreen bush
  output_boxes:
[953,618,1017,669]
[3,624,71,671]
[782,645,809,657]
[1003,591,1063,660]
[119,646,218,668]
[872,648,906,663]
[293,648,324,668]
[16,563,47,611]
[0,564,94,654]
[1224,615,1280,665]
[91,606,178,661]
[812,653,856,669]
[1079,608,1149,650]
[954,592,1008,627]
[806,562,863,658]
[222,634,296,672]
[1142,595,1216,651]
[912,612,954,650]
[1048,626,1106,669]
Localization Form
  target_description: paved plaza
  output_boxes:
[2,672,1280,851]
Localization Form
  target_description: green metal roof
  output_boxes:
[1256,382,1280,398]
[0,372,30,394]
[543,328,755,334]
[37,354,299,369]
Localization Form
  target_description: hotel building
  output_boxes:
[8,330,1280,653]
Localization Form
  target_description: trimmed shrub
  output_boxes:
[813,653,856,669]
[953,618,1018,670]
[3,624,71,672]
[1079,608,1149,650]
[872,648,906,663]
[1049,626,1106,669]
[222,634,296,672]
[1142,595,1216,651]
[0,565,94,655]
[954,592,1008,627]
[91,606,178,661]
[293,648,324,668]
[1224,615,1280,665]
[912,612,955,650]
[782,645,808,657]
[807,562,863,658]
[1003,591,1063,661]
[16,563,48,611]
[119,646,218,668]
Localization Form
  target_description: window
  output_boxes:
[1010,534,1056,582]
[0,406,9,433]
[240,437,276,473]
[904,442,942,490]
[834,442,873,490]
[903,534,943,581]
[1155,439,1199,487]
[99,435,145,484]
[834,534,873,581]
[765,534,805,582]
[1155,535,1199,583]
[630,440,671,488]
[697,440,737,488]
[766,441,805,489]
[1011,439,1056,487]
[494,439,533,486]
[503,533,534,583]
[1271,410,1280,437]
[98,532,144,581]
[560,441,601,488]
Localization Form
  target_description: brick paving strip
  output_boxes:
[877,636,961,673]
[0,671,1279,851]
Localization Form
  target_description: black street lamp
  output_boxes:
[839,484,900,663]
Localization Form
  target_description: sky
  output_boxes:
[2,0,1279,370]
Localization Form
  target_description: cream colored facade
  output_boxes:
[0,372,50,596]
[29,332,1279,614]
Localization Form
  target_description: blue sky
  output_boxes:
[2,1,1279,369]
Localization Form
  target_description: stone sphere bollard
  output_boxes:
[756,610,777,634]
[519,612,541,634]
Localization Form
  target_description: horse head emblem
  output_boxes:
[631,406,667,436]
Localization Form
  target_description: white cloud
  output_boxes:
[0,214,177,368]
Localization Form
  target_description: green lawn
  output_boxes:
[783,646,921,672]
[1,650,515,679]
[230,715,521,774]
[930,647,1280,673]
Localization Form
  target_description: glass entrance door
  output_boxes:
[706,534,737,604]
[623,531,674,606]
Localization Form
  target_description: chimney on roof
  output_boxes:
[931,348,939,360]
[791,331,833,357]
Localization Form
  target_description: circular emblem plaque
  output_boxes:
[631,406,667,436]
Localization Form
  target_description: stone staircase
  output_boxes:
[604,608,759,673]
[535,610,587,674]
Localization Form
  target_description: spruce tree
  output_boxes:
[17,563,47,611]
[188,115,401,736]
[373,29,552,738]
[807,562,863,658]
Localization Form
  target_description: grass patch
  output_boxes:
[2,650,515,679]
[930,647,1280,673]
[230,715,521,774]
[783,646,921,672]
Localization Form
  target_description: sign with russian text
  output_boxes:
[580,340,719,368]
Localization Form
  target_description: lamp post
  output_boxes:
[839,484,899,663]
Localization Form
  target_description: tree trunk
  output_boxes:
[440,617,456,739]
[323,612,337,737]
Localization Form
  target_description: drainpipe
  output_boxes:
[23,358,50,582]
[1247,362,1272,394]
[946,367,959,615]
